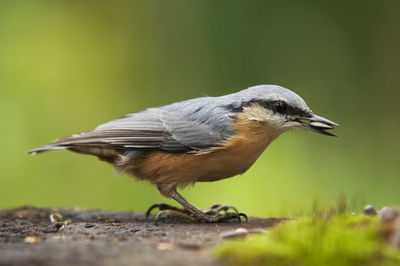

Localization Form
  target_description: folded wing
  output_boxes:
[28,104,232,156]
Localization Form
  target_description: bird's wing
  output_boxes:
[160,108,226,150]
[29,104,233,154]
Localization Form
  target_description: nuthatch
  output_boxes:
[29,85,339,223]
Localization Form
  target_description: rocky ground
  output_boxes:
[0,207,286,266]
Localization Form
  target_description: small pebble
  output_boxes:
[85,223,96,228]
[157,242,173,251]
[363,205,377,216]
[49,213,63,224]
[24,236,41,244]
[221,228,248,239]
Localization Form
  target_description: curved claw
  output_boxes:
[146,203,163,218]
[146,203,184,218]
[153,210,169,225]
[215,204,239,214]
[209,204,222,209]
[238,212,248,222]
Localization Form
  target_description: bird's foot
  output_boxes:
[146,203,190,218]
[200,203,248,223]
[147,203,247,224]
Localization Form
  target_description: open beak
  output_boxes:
[297,113,340,136]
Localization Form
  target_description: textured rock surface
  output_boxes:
[0,207,285,266]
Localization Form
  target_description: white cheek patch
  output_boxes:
[242,105,297,132]
[264,111,286,127]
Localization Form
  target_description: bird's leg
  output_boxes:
[148,185,247,223]
[146,184,193,218]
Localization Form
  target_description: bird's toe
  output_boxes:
[146,203,189,218]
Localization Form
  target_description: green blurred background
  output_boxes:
[1,0,399,217]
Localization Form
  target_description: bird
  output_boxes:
[29,85,339,223]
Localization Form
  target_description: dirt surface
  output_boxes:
[0,206,286,266]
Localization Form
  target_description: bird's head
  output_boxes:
[226,85,339,136]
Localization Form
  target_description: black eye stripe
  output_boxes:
[224,99,309,117]
[247,100,301,116]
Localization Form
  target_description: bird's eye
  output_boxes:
[274,101,288,113]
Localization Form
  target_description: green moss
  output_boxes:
[215,215,400,266]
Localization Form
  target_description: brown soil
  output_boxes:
[0,206,285,266]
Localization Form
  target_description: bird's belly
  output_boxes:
[126,130,279,187]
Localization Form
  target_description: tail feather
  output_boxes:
[28,129,170,155]
[28,145,67,154]
[27,131,117,155]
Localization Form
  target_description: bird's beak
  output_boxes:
[297,113,340,136]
